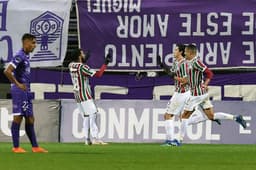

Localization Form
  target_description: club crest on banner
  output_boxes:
[30,11,64,62]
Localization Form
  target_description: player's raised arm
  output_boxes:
[94,52,112,78]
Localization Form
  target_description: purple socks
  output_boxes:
[25,123,38,147]
[11,122,39,148]
[11,122,20,148]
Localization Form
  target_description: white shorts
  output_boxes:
[184,93,213,111]
[77,99,97,116]
[165,91,190,115]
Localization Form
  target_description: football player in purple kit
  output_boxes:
[4,33,48,153]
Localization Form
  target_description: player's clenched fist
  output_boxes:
[104,52,112,65]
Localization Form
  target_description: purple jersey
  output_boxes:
[10,48,31,91]
[10,48,33,116]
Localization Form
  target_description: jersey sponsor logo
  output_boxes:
[14,56,21,63]
[29,11,64,62]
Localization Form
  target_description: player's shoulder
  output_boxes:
[69,62,81,68]
[180,58,187,64]
[69,62,90,70]
[193,56,199,61]
[81,64,90,70]
[14,49,27,59]
[12,50,26,64]
[192,56,202,63]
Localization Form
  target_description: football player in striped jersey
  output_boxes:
[158,44,191,146]
[67,48,111,145]
[179,44,247,143]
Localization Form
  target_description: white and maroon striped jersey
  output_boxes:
[173,58,190,93]
[187,57,207,96]
[69,62,96,102]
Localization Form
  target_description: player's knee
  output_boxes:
[25,116,35,124]
[164,113,173,120]
[181,111,192,119]
[205,113,214,120]
[13,116,23,123]
[203,108,214,120]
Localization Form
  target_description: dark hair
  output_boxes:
[176,44,186,57]
[186,44,197,54]
[71,48,82,62]
[63,48,81,67]
[22,33,36,41]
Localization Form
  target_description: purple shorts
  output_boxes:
[11,90,33,117]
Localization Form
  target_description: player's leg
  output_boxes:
[163,113,174,145]
[25,116,47,152]
[89,113,99,141]
[24,99,48,153]
[83,115,91,145]
[11,91,26,153]
[163,94,177,145]
[180,110,193,142]
[180,95,201,142]
[11,115,25,152]
[25,116,38,147]
[203,104,247,129]
[201,99,228,121]
[81,100,107,145]
[89,113,108,145]
[187,108,208,125]
[77,102,91,145]
[24,98,38,148]
[162,92,189,145]
[187,94,221,125]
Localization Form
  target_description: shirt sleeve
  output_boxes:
[193,58,207,72]
[10,55,23,69]
[80,64,96,77]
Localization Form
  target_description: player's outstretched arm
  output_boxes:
[94,52,112,78]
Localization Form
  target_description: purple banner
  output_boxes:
[1,68,256,100]
[9,69,253,101]
[77,0,256,71]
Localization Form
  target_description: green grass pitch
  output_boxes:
[0,143,255,170]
